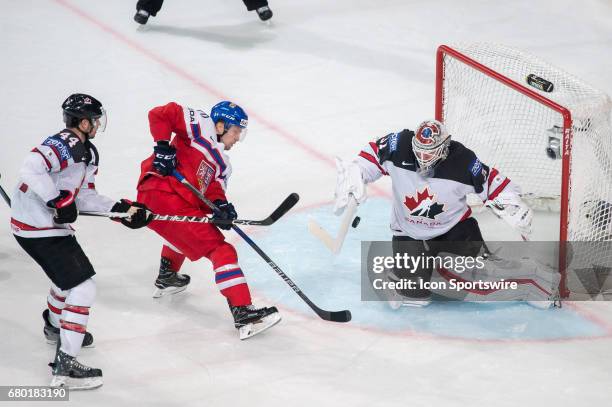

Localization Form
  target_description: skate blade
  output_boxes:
[526,300,555,310]
[238,313,282,340]
[50,375,103,390]
[400,299,432,308]
[153,285,187,299]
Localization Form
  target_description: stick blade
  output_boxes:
[318,309,352,323]
[308,219,340,253]
[264,193,300,225]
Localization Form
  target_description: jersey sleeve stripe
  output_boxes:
[359,151,388,176]
[47,144,68,170]
[11,218,58,232]
[31,148,52,171]
[487,168,499,188]
[488,178,511,200]
[459,207,472,222]
[369,141,379,154]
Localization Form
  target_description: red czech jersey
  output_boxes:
[137,102,232,212]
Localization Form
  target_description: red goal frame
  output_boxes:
[434,45,572,297]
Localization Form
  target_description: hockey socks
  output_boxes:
[161,244,186,271]
[59,279,96,357]
[46,284,94,347]
[215,264,252,306]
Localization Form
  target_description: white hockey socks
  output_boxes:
[60,278,96,357]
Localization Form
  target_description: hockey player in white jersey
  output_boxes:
[11,93,153,389]
[334,120,559,308]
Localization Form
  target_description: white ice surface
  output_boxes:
[1,1,612,406]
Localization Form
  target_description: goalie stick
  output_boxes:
[308,195,358,254]
[172,170,352,323]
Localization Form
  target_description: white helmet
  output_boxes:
[412,120,451,171]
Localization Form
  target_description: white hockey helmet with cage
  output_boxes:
[412,119,451,170]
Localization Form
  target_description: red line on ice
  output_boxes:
[52,0,389,197]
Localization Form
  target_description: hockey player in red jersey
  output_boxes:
[137,101,280,340]
[334,120,560,308]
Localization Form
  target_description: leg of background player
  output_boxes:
[243,0,273,21]
[134,0,164,25]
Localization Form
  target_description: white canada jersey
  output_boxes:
[11,129,116,238]
[356,129,516,240]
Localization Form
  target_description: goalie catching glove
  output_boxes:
[333,157,367,215]
[485,189,533,239]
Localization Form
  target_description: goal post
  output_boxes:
[435,43,612,298]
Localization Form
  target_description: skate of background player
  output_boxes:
[1,1,612,406]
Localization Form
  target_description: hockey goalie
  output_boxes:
[334,119,561,309]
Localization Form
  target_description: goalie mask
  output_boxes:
[412,120,451,171]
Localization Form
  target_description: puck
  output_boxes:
[351,216,361,228]
[526,74,554,93]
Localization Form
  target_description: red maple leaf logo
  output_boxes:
[404,187,435,211]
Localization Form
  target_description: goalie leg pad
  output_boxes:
[433,252,560,305]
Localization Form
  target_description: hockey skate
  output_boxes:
[526,292,562,309]
[387,295,432,310]
[43,309,94,348]
[49,348,103,390]
[230,303,281,340]
[133,9,150,25]
[256,6,273,21]
[153,257,191,298]
[383,270,432,310]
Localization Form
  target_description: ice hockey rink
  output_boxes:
[1,0,612,405]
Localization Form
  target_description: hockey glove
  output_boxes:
[333,157,367,216]
[485,192,533,239]
[212,199,237,230]
[47,190,77,224]
[111,199,154,229]
[153,141,177,176]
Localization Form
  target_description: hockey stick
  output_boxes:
[0,173,11,207]
[81,195,299,226]
[172,170,352,323]
[0,172,297,226]
[308,195,358,254]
